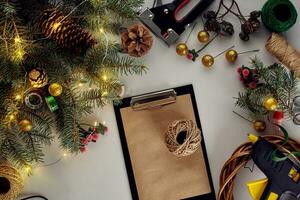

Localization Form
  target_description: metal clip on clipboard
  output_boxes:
[131,89,177,111]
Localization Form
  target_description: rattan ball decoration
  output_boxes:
[218,135,300,200]
[165,119,201,157]
[0,163,24,200]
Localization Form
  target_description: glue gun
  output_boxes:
[247,134,300,200]
[139,0,213,46]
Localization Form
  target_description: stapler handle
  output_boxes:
[174,0,213,25]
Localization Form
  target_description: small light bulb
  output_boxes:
[103,121,106,125]
[9,114,16,120]
[89,87,92,90]
[15,49,24,59]
[102,75,108,81]
[63,153,67,157]
[99,28,104,33]
[102,91,108,96]
[94,121,97,126]
[52,22,61,31]
[15,94,22,100]
[14,37,21,44]
[78,83,83,87]
[25,166,32,173]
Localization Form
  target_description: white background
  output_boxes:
[23,0,300,199]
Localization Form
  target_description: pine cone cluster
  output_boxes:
[121,24,153,57]
[40,7,96,54]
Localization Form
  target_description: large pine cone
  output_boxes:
[40,7,96,54]
[121,24,153,57]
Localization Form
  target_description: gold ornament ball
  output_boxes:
[202,55,214,67]
[176,43,188,56]
[19,119,33,132]
[226,49,238,63]
[48,83,63,97]
[263,97,278,111]
[253,120,266,132]
[197,30,210,43]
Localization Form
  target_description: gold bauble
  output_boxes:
[253,120,266,132]
[225,49,238,63]
[19,119,33,132]
[197,30,210,43]
[176,43,188,56]
[202,55,214,67]
[29,68,48,88]
[48,83,63,97]
[263,96,278,111]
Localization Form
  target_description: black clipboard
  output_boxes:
[114,85,216,200]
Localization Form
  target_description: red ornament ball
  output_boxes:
[273,111,284,121]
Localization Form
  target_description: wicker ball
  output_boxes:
[0,163,24,200]
[165,119,201,157]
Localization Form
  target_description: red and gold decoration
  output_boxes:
[28,68,48,88]
[236,58,298,123]
[18,119,33,132]
[121,24,153,57]
[48,83,63,97]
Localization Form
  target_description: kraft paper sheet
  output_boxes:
[120,94,211,200]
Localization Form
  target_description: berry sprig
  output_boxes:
[79,123,108,153]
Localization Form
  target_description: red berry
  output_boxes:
[82,138,89,145]
[242,69,250,77]
[186,53,193,60]
[87,134,92,142]
[92,133,99,141]
[237,67,242,73]
[80,146,87,153]
[104,127,108,133]
[249,82,257,89]
[273,111,284,120]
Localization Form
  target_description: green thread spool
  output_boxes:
[262,0,297,33]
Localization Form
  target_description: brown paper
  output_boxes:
[120,94,211,200]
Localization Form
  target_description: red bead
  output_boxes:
[186,53,193,60]
[249,82,257,89]
[237,67,242,73]
[273,111,284,120]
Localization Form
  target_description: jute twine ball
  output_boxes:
[265,33,300,78]
[0,163,24,200]
[165,119,201,157]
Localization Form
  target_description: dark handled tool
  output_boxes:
[247,134,300,200]
[139,0,214,46]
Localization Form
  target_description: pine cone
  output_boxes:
[121,24,153,57]
[40,7,96,54]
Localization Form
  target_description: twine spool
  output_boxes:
[262,0,297,33]
[0,163,24,200]
[165,119,201,157]
[265,33,300,78]
[217,135,300,200]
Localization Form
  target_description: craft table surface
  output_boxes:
[23,0,300,199]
